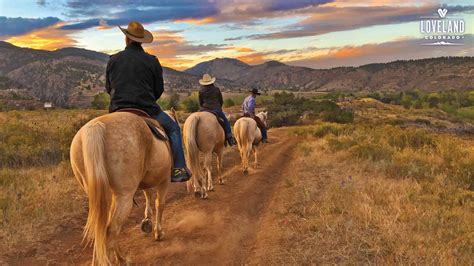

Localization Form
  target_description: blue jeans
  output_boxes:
[154,111,186,168]
[212,110,232,137]
[260,127,268,140]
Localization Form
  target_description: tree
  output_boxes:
[91,92,109,109]
[223,98,236,107]
[428,95,439,108]
[401,94,413,109]
[181,97,199,112]
[169,92,180,110]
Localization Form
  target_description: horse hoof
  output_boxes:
[243,169,248,176]
[141,218,153,234]
[201,193,208,199]
[155,231,165,241]
[219,179,225,185]
[208,186,214,191]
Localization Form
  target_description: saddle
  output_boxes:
[115,108,168,141]
[243,113,266,129]
[199,109,226,133]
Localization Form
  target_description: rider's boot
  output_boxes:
[226,134,237,146]
[171,167,192,183]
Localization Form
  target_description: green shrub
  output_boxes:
[169,92,180,110]
[267,92,354,127]
[181,97,199,112]
[321,109,354,123]
[157,98,170,110]
[313,123,352,137]
[349,141,394,161]
[91,92,110,109]
[223,98,236,107]
[456,106,474,121]
[326,135,357,151]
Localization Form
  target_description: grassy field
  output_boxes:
[0,110,105,252]
[265,121,473,264]
[0,96,473,262]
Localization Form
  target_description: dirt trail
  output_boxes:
[6,128,298,265]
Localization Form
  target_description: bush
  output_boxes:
[223,98,236,107]
[181,97,200,112]
[169,92,180,110]
[157,98,170,110]
[91,92,109,109]
[313,123,352,137]
[267,92,354,127]
[321,109,354,123]
[350,141,394,161]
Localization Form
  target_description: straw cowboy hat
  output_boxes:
[199,74,216,86]
[119,21,153,43]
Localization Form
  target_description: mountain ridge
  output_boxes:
[1,41,473,108]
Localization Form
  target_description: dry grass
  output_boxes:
[0,109,104,253]
[0,163,85,253]
[266,126,474,264]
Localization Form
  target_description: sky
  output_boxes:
[0,0,473,70]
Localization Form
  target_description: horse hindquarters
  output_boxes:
[183,114,208,198]
[72,121,111,265]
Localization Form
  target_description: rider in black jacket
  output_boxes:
[106,21,191,182]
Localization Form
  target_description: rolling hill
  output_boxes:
[0,41,201,108]
[185,57,474,92]
[0,41,473,109]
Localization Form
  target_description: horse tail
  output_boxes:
[245,120,254,157]
[81,121,110,266]
[184,114,202,186]
[234,119,251,170]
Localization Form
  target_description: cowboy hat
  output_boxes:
[119,21,153,43]
[248,88,261,95]
[199,74,216,86]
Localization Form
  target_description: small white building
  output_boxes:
[44,102,53,109]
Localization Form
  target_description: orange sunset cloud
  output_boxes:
[6,22,77,50]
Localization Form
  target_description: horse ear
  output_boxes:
[170,108,178,122]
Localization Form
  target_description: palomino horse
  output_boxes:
[70,110,178,265]
[183,111,225,199]
[233,111,268,175]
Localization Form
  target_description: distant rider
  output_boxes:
[198,74,237,146]
[106,21,191,182]
[242,88,268,143]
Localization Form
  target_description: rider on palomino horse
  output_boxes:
[198,74,237,146]
[242,88,268,143]
[106,21,191,182]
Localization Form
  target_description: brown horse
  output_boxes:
[233,111,268,175]
[183,112,225,199]
[70,110,178,265]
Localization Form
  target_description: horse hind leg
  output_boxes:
[243,142,252,175]
[107,192,134,264]
[154,180,168,241]
[253,145,259,169]
[216,149,224,185]
[204,152,213,193]
[141,189,154,234]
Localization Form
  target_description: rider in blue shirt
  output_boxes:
[242,88,268,143]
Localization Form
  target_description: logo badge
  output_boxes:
[420,8,465,46]
[437,8,448,18]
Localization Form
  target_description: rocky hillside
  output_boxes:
[0,41,201,108]
[185,57,474,92]
[1,41,473,109]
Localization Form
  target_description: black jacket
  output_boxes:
[106,42,164,116]
[199,84,223,110]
